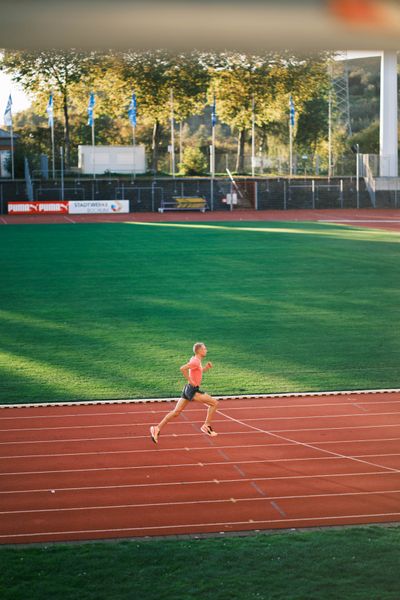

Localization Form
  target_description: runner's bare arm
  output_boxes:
[180,363,195,384]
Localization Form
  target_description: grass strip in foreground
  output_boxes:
[1,526,400,599]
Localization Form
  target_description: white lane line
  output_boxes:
[3,410,400,433]
[2,437,400,460]
[2,451,400,471]
[3,423,400,447]
[2,489,400,515]
[3,512,400,539]
[3,452,400,477]
[2,399,400,421]
[319,219,400,223]
[4,412,400,434]
[1,470,398,495]
[218,410,400,475]
[2,435,400,457]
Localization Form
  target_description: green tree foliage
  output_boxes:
[179,146,208,175]
[110,50,210,172]
[1,49,373,177]
[0,50,99,166]
[203,51,331,172]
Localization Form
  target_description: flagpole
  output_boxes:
[88,92,96,180]
[128,93,137,182]
[48,93,55,180]
[179,121,183,169]
[10,121,14,180]
[251,94,255,177]
[51,118,55,180]
[4,95,14,179]
[210,94,216,211]
[92,119,95,180]
[289,95,295,180]
[132,124,136,181]
[170,89,175,178]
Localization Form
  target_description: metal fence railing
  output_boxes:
[0,175,394,214]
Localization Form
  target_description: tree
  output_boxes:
[0,50,99,166]
[296,96,329,155]
[204,51,331,172]
[113,50,210,172]
[179,146,208,175]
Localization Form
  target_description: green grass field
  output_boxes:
[2,527,400,600]
[1,220,399,403]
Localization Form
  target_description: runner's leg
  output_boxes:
[193,392,219,427]
[156,396,189,432]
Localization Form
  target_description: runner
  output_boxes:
[150,342,218,444]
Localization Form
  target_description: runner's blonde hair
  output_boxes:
[193,342,205,354]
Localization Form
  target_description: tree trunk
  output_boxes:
[152,120,162,173]
[63,91,70,169]
[235,129,246,173]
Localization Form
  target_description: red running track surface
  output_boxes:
[1,209,400,232]
[1,391,400,545]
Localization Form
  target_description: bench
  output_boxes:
[158,196,208,213]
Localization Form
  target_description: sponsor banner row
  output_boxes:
[8,201,130,215]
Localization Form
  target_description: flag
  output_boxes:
[46,93,54,127]
[128,93,137,127]
[87,92,95,126]
[211,95,217,127]
[289,95,295,127]
[4,94,12,127]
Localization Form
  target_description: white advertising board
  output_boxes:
[68,200,130,214]
[78,145,146,175]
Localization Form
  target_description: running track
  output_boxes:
[1,390,400,545]
[1,209,400,232]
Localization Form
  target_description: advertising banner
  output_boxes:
[8,202,69,215]
[68,200,130,214]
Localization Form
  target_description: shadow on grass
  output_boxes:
[1,222,399,402]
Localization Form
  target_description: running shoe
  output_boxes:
[150,426,159,444]
[201,424,218,437]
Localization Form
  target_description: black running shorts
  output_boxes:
[182,383,204,401]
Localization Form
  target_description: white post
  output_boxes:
[380,51,398,177]
[170,89,175,178]
[251,95,255,177]
[356,145,360,209]
[289,123,293,179]
[328,90,332,179]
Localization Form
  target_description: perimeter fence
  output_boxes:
[0,175,384,215]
